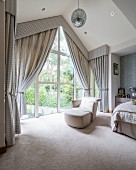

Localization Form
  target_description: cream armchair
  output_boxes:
[72,98,100,120]
[64,97,101,128]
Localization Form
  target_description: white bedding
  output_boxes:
[111,102,136,131]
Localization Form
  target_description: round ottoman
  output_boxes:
[64,108,91,128]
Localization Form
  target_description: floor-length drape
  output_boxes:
[5,13,21,147]
[64,31,90,96]
[90,55,109,112]
[15,29,57,116]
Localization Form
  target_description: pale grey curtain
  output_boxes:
[64,31,90,96]
[15,29,57,116]
[5,13,21,147]
[90,55,109,112]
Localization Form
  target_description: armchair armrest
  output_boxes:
[72,100,81,108]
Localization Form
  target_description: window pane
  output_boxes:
[52,30,58,51]
[60,55,74,83]
[60,84,74,111]
[95,81,99,98]
[60,27,70,55]
[38,84,57,115]
[76,74,84,99]
[24,84,35,119]
[39,53,58,82]
[76,86,84,99]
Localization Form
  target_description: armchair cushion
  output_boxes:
[79,97,100,112]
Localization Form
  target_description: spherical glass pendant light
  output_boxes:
[71,0,87,28]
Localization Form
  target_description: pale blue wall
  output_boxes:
[120,53,136,95]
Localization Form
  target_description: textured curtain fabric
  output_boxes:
[16,16,88,60]
[64,31,90,96]
[90,55,109,112]
[5,13,21,147]
[15,29,57,116]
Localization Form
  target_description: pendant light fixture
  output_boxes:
[71,0,87,28]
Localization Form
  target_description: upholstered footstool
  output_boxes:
[64,108,91,128]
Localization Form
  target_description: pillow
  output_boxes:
[79,97,97,112]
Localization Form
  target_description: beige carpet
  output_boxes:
[0,113,136,170]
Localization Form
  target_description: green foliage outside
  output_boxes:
[60,85,73,108]
[25,59,82,109]
[38,84,57,107]
[25,84,35,105]
[25,55,75,109]
[25,71,74,109]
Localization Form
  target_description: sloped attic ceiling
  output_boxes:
[112,0,136,29]
[17,0,136,56]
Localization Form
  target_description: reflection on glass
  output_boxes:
[60,55,74,83]
[60,84,74,111]
[38,84,57,115]
[39,53,58,82]
[24,84,35,119]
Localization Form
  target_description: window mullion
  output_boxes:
[57,27,60,113]
[35,77,39,117]
[74,69,76,100]
[37,81,73,85]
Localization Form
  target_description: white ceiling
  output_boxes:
[112,0,136,29]
[17,0,136,56]
[17,0,73,23]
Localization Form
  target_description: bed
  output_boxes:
[111,101,136,139]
